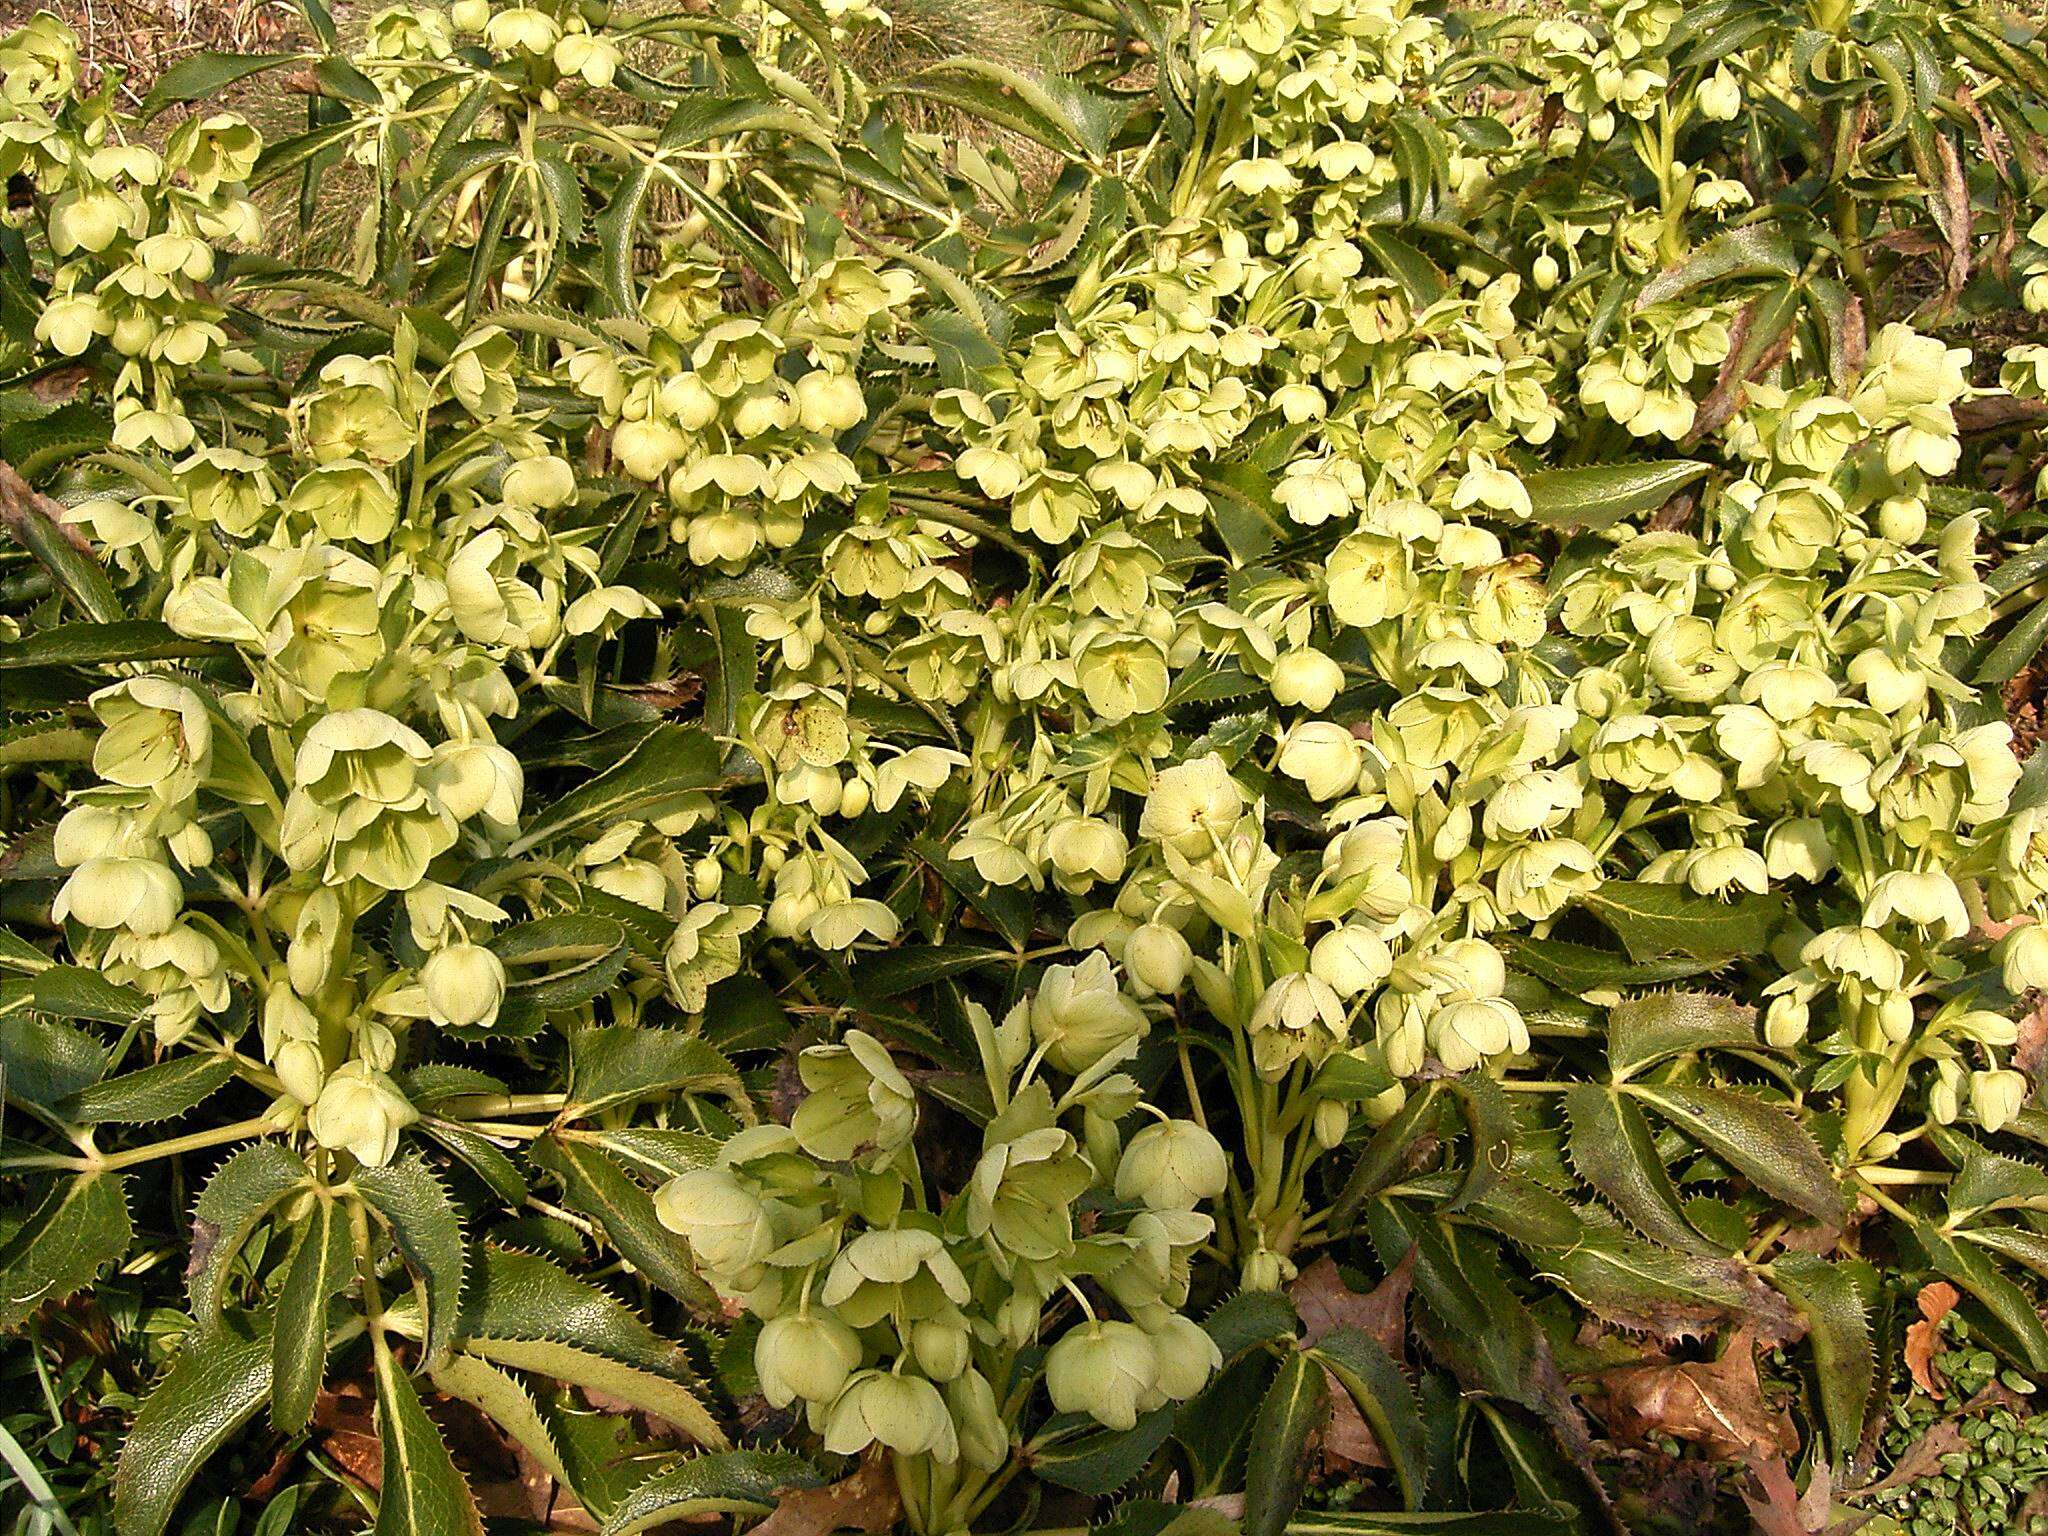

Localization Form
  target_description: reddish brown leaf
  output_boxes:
[752,1457,902,1536]
[1905,1281,1959,1396]
[1289,1251,1412,1355]
[1598,1329,1797,1461]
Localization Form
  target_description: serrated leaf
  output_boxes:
[420,1120,528,1205]
[1543,1233,1801,1343]
[464,1337,725,1448]
[58,1053,234,1125]
[428,1352,573,1492]
[0,621,225,669]
[355,1154,466,1364]
[578,1126,721,1181]
[1564,1084,1716,1254]
[113,1315,272,1536]
[1202,1287,1300,1358]
[1770,1254,1874,1463]
[531,1136,718,1312]
[1445,1075,1514,1215]
[1244,1350,1327,1536]
[189,1143,309,1323]
[27,965,147,1024]
[1034,1407,1175,1494]
[372,1344,484,1536]
[1576,881,1783,965]
[0,1012,106,1106]
[492,914,629,1011]
[851,942,1011,999]
[1507,935,1712,995]
[457,1246,723,1445]
[271,1194,351,1433]
[566,1026,743,1118]
[1606,991,1764,1080]
[1287,1512,1581,1535]
[1309,1329,1427,1509]
[601,1451,818,1536]
[1637,224,1801,307]
[1945,1148,2048,1225]
[507,724,723,855]
[1628,1083,1843,1224]
[0,1172,131,1331]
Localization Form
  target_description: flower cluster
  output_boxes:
[655,1004,1222,1529]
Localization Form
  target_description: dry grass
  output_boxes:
[0,0,309,102]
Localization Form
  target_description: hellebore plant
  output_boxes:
[6,0,2048,1530]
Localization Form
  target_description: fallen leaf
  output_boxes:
[1847,1419,1964,1499]
[1599,1328,1798,1461]
[1743,1457,1871,1536]
[753,1456,902,1536]
[1289,1250,1412,1355]
[1904,1281,1959,1396]
[1319,1375,1391,1472]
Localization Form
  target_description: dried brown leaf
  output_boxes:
[1598,1328,1797,1461]
[1904,1281,1959,1396]
[752,1457,902,1536]
[1289,1251,1411,1355]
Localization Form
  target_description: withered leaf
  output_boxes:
[753,1455,902,1536]
[1599,1328,1797,1461]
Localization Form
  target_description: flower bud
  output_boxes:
[1277,721,1363,802]
[911,1317,972,1381]
[1116,1120,1228,1210]
[1874,992,1915,1045]
[1970,1068,2027,1134]
[1046,817,1129,886]
[1270,649,1344,711]
[1763,993,1809,1048]
[1310,926,1393,998]
[755,1311,862,1407]
[947,1370,1008,1471]
[1125,922,1193,996]
[421,942,507,1029]
[1698,65,1742,121]
[1313,1099,1351,1149]
[2003,924,2048,994]
[274,1039,326,1105]
[1045,1320,1161,1431]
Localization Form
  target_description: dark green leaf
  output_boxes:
[508,725,722,854]
[113,1315,272,1536]
[1563,1084,1715,1254]
[0,1172,131,1331]
[58,1053,234,1125]
[1310,1329,1427,1509]
[189,1143,310,1323]
[271,1194,351,1433]
[372,1344,484,1536]
[601,1451,818,1536]
[1522,462,1712,531]
[1244,1351,1327,1536]
[1606,991,1764,1080]
[531,1136,718,1311]
[1034,1407,1175,1494]
[355,1154,466,1364]
[1628,1084,1843,1224]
